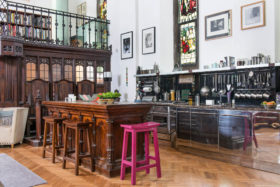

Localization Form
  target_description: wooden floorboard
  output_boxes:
[1,144,280,187]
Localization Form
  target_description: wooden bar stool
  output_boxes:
[62,118,95,176]
[120,122,161,185]
[42,116,65,163]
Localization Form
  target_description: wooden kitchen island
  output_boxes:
[42,101,152,177]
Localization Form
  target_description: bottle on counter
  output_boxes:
[188,94,193,106]
[195,94,200,106]
[170,90,175,101]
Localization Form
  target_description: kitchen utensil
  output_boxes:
[263,92,270,99]
[251,92,257,99]
[200,76,210,97]
[234,92,241,99]
[245,92,251,99]
[240,92,246,99]
[256,93,263,99]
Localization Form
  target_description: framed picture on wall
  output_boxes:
[121,31,133,60]
[241,1,265,30]
[142,27,156,55]
[205,10,232,40]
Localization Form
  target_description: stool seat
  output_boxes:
[63,120,94,127]
[43,116,65,123]
[121,122,160,129]
[120,122,161,185]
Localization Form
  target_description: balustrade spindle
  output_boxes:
[100,23,103,49]
[88,19,91,48]
[82,15,85,48]
[55,10,58,44]
[69,16,72,46]
[40,8,43,41]
[32,6,34,40]
[6,3,9,36]
[94,20,97,49]
[24,5,26,39]
[76,15,78,47]
[15,4,18,37]
[62,12,65,45]
[47,9,50,42]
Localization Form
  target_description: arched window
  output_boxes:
[64,65,73,81]
[52,64,61,82]
[97,66,104,84]
[26,63,36,81]
[40,63,49,81]
[177,0,198,67]
[86,66,94,81]
[76,65,84,82]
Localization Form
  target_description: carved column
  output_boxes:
[106,118,114,170]
[35,90,42,141]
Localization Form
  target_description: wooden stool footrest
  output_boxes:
[136,164,157,172]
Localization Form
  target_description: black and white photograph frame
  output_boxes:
[205,10,232,40]
[241,1,265,30]
[121,31,133,60]
[142,27,156,55]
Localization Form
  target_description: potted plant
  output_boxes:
[97,92,121,104]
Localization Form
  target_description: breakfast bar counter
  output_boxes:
[42,101,153,177]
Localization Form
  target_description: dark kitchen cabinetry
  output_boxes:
[176,108,219,150]
[219,110,249,149]
[149,104,176,147]
[190,109,218,144]
[176,108,191,140]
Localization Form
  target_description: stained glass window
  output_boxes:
[178,0,198,66]
[98,0,107,20]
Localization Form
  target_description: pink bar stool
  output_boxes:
[120,122,161,185]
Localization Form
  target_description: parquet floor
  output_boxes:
[1,144,280,187]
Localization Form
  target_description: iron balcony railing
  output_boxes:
[0,0,110,50]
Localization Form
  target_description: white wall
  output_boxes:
[199,0,276,69]
[9,0,55,9]
[107,0,279,102]
[108,0,137,102]
[275,0,280,61]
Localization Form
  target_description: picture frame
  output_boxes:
[241,1,265,30]
[142,27,156,55]
[121,31,133,60]
[205,10,232,40]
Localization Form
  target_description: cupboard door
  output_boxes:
[176,108,191,140]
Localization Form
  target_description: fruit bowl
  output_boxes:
[262,101,276,109]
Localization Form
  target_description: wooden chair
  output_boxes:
[25,79,50,138]
[77,80,95,96]
[53,79,75,101]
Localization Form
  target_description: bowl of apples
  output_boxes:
[261,101,276,110]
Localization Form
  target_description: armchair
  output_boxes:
[0,107,29,148]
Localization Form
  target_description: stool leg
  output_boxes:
[62,127,69,169]
[87,126,94,172]
[131,130,137,185]
[75,127,80,176]
[42,121,48,158]
[243,118,249,151]
[120,129,129,180]
[153,128,161,178]
[145,131,150,174]
[52,123,57,163]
